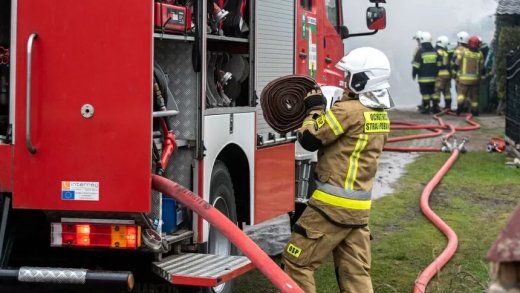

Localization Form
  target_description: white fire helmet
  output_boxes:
[457,31,469,44]
[437,36,449,48]
[420,32,432,43]
[413,31,423,40]
[335,47,394,109]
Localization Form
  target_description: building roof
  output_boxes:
[497,0,520,15]
[486,203,520,262]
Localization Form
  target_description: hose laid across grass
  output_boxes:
[383,109,481,293]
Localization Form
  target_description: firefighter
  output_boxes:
[412,31,423,60]
[433,36,452,111]
[412,32,442,114]
[453,36,485,116]
[281,47,393,293]
[451,31,469,78]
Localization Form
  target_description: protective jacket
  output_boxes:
[451,43,468,76]
[454,47,485,85]
[298,90,389,226]
[436,46,450,79]
[412,43,441,83]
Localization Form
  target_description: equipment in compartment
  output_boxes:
[206,52,249,108]
[154,2,193,35]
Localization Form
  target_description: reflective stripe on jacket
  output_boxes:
[298,91,389,226]
[437,47,450,78]
[454,48,485,85]
[412,43,441,83]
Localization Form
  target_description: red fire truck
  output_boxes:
[0,0,386,292]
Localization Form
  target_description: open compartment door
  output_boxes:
[13,0,153,212]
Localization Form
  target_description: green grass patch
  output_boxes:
[234,152,520,293]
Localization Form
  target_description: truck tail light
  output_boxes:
[51,223,141,249]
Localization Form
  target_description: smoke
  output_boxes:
[342,0,498,108]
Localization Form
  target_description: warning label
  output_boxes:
[61,181,100,201]
[363,112,390,133]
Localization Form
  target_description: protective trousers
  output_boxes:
[456,82,480,111]
[434,77,452,110]
[281,206,372,293]
[419,82,436,113]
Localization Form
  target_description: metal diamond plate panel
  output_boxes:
[154,40,197,140]
[18,267,87,284]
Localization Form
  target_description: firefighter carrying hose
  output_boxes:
[453,36,485,116]
[434,36,452,111]
[281,47,394,293]
[412,32,442,114]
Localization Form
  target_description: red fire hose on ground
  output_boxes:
[151,175,305,293]
[383,110,481,293]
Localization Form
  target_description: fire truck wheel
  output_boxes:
[204,160,238,293]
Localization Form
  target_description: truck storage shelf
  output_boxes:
[152,253,254,287]
[153,33,194,42]
[207,34,249,43]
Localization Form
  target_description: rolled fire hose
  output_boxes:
[260,74,318,133]
[151,175,304,293]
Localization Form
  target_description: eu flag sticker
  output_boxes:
[61,190,75,200]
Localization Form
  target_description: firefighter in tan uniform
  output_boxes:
[453,36,485,116]
[281,47,394,293]
[434,36,452,110]
[451,31,469,88]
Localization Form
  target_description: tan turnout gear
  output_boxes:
[434,48,452,109]
[282,89,389,293]
[454,49,485,110]
[451,44,467,79]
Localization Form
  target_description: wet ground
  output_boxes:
[245,109,506,256]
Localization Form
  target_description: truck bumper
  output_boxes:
[0,267,133,291]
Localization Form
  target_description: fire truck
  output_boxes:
[0,0,386,292]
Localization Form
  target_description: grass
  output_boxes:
[233,152,520,293]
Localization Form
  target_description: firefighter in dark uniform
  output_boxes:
[412,32,442,114]
[478,36,489,61]
[453,36,486,116]
[281,47,394,293]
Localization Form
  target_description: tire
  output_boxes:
[202,160,238,293]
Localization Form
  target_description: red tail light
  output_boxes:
[51,223,141,249]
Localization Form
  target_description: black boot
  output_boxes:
[444,99,452,111]
[420,100,431,114]
[471,107,479,117]
[456,103,465,116]
[432,100,441,114]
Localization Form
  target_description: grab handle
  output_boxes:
[26,33,38,154]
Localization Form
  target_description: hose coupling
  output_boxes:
[441,146,452,153]
[458,137,468,153]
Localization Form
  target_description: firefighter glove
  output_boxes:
[304,87,327,111]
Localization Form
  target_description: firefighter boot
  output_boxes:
[420,100,431,114]
[456,103,465,116]
[471,107,479,117]
[432,99,441,114]
[444,99,452,111]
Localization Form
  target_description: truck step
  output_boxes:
[151,253,254,287]
[162,229,193,245]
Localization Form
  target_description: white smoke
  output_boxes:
[342,0,498,108]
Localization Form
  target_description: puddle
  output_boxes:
[243,151,419,256]
[372,152,419,200]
